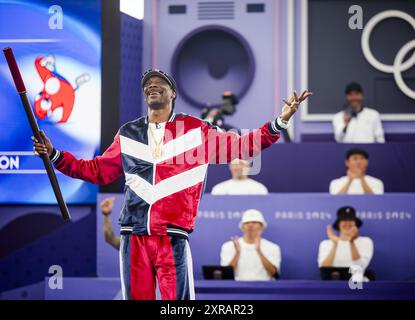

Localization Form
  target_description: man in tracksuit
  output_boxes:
[33,69,312,300]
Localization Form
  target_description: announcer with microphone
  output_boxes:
[332,82,384,143]
[33,68,311,300]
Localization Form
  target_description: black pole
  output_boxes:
[3,47,71,221]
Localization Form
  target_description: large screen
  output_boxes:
[0,0,101,204]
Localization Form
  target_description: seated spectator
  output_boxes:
[329,148,384,195]
[332,82,384,143]
[220,209,281,280]
[318,206,374,279]
[211,159,268,195]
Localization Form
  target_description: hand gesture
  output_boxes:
[100,197,115,216]
[343,111,352,126]
[347,169,359,179]
[254,238,261,253]
[349,226,359,242]
[231,236,241,253]
[32,130,53,157]
[280,90,313,121]
[347,168,363,180]
[327,225,339,244]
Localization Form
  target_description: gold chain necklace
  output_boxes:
[148,124,163,159]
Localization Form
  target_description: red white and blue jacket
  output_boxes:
[51,112,281,239]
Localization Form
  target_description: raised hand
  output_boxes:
[347,169,360,179]
[280,90,313,121]
[349,226,359,242]
[231,236,241,253]
[343,111,352,126]
[327,225,339,244]
[100,197,116,216]
[254,238,261,252]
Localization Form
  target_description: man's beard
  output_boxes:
[147,98,165,110]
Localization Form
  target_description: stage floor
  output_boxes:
[43,278,415,300]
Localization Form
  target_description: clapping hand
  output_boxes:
[231,236,241,253]
[254,238,261,253]
[349,226,359,242]
[327,225,339,244]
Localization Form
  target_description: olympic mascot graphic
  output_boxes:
[34,55,90,123]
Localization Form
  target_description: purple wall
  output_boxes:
[143,0,279,131]
[205,143,415,193]
[96,193,415,281]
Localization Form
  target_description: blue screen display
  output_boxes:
[0,0,101,204]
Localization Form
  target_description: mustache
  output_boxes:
[145,86,164,95]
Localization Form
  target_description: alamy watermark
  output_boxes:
[49,5,63,30]
[348,265,364,290]
[348,5,363,30]
[48,265,63,290]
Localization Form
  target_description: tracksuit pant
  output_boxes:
[119,234,195,300]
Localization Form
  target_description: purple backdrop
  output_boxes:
[96,193,415,281]
[205,143,415,193]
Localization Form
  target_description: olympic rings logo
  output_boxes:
[361,10,415,99]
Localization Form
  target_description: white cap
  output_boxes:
[239,209,267,230]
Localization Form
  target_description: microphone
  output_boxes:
[344,103,358,118]
[155,122,161,129]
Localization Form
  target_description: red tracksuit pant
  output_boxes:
[119,234,195,300]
